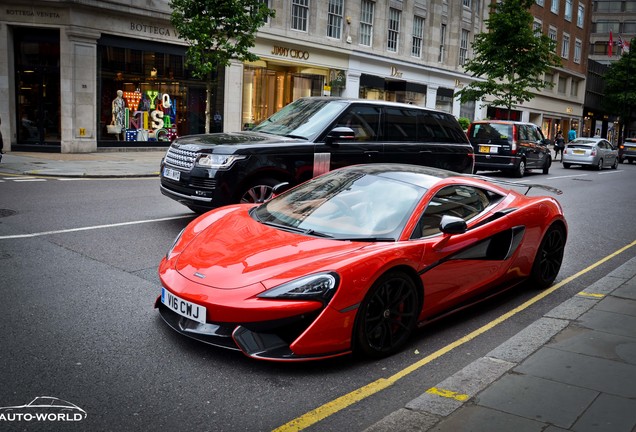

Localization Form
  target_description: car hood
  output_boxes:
[171,132,306,151]
[174,207,366,289]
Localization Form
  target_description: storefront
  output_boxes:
[0,3,210,153]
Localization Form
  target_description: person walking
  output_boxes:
[568,126,577,142]
[554,131,565,162]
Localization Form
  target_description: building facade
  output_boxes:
[0,0,591,153]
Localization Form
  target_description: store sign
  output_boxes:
[129,22,176,37]
[271,45,310,60]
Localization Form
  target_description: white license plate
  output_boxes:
[163,167,181,181]
[161,288,206,324]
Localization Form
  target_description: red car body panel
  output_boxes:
[156,166,566,361]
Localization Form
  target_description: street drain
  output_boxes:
[0,209,17,218]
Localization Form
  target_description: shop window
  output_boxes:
[14,27,61,147]
[98,37,219,145]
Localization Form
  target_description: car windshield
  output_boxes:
[251,98,348,140]
[252,170,426,240]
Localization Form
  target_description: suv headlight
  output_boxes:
[257,273,339,303]
[196,154,246,169]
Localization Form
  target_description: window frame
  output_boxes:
[327,0,344,39]
[411,15,424,58]
[291,0,309,32]
[387,8,401,53]
[359,0,375,46]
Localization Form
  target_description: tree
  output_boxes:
[456,0,561,119]
[170,0,275,133]
[603,39,636,142]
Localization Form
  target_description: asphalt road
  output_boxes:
[0,162,635,432]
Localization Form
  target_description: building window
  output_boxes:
[548,26,558,52]
[438,24,446,62]
[533,19,543,34]
[595,1,622,12]
[291,0,309,32]
[577,3,585,28]
[557,76,567,94]
[551,0,559,14]
[564,0,572,21]
[574,39,582,63]
[561,33,570,59]
[463,0,471,7]
[327,0,343,39]
[387,8,401,52]
[360,0,374,46]
[536,0,544,6]
[411,16,424,57]
[570,79,578,97]
[259,0,271,23]
[459,29,469,65]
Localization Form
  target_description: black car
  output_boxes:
[160,97,474,213]
[467,120,552,177]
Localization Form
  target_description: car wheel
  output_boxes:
[240,178,281,204]
[563,163,571,169]
[512,159,526,178]
[596,159,603,171]
[354,271,419,358]
[542,155,551,174]
[612,158,618,170]
[529,224,566,289]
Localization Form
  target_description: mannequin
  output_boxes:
[111,90,125,140]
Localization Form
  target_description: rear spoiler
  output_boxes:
[464,174,563,196]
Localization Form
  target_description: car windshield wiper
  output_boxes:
[334,236,396,242]
[260,221,333,238]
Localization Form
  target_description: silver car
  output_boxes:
[562,138,618,170]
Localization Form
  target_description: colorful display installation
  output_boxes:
[117,89,178,142]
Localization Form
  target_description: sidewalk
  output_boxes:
[367,256,636,432]
[0,149,165,178]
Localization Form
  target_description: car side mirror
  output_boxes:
[325,127,356,145]
[440,215,468,235]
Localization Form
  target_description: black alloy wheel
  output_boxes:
[529,225,566,289]
[240,178,280,204]
[355,272,419,358]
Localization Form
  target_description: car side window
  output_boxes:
[519,125,530,141]
[411,185,502,238]
[335,106,381,141]
[385,108,417,141]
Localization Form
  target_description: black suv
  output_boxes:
[160,97,474,213]
[467,120,552,177]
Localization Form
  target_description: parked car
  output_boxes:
[160,97,474,213]
[156,163,567,361]
[562,137,618,170]
[467,120,552,177]
[618,137,636,164]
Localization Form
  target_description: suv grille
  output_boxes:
[165,146,197,170]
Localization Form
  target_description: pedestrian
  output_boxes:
[554,131,565,162]
[568,126,576,142]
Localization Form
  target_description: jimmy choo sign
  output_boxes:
[271,45,310,60]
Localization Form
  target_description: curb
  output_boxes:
[365,256,636,432]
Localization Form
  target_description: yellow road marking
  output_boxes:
[425,387,469,402]
[577,292,605,299]
[273,239,636,432]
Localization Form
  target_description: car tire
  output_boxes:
[528,224,566,289]
[542,155,551,174]
[563,163,571,169]
[612,158,618,170]
[239,178,281,204]
[596,159,603,171]
[512,159,526,178]
[354,271,420,358]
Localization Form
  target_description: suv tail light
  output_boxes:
[510,125,518,155]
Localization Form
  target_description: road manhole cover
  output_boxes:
[0,209,17,218]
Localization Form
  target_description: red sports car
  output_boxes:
[156,164,567,361]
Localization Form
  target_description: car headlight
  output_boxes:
[196,154,246,169]
[257,273,340,303]
[166,228,185,258]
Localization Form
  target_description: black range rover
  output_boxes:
[160,97,474,213]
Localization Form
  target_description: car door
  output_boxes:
[521,125,541,168]
[313,104,383,176]
[412,185,518,317]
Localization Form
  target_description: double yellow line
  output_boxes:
[274,240,636,432]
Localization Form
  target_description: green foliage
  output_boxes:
[456,0,562,113]
[457,117,471,130]
[170,0,275,79]
[603,40,636,122]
